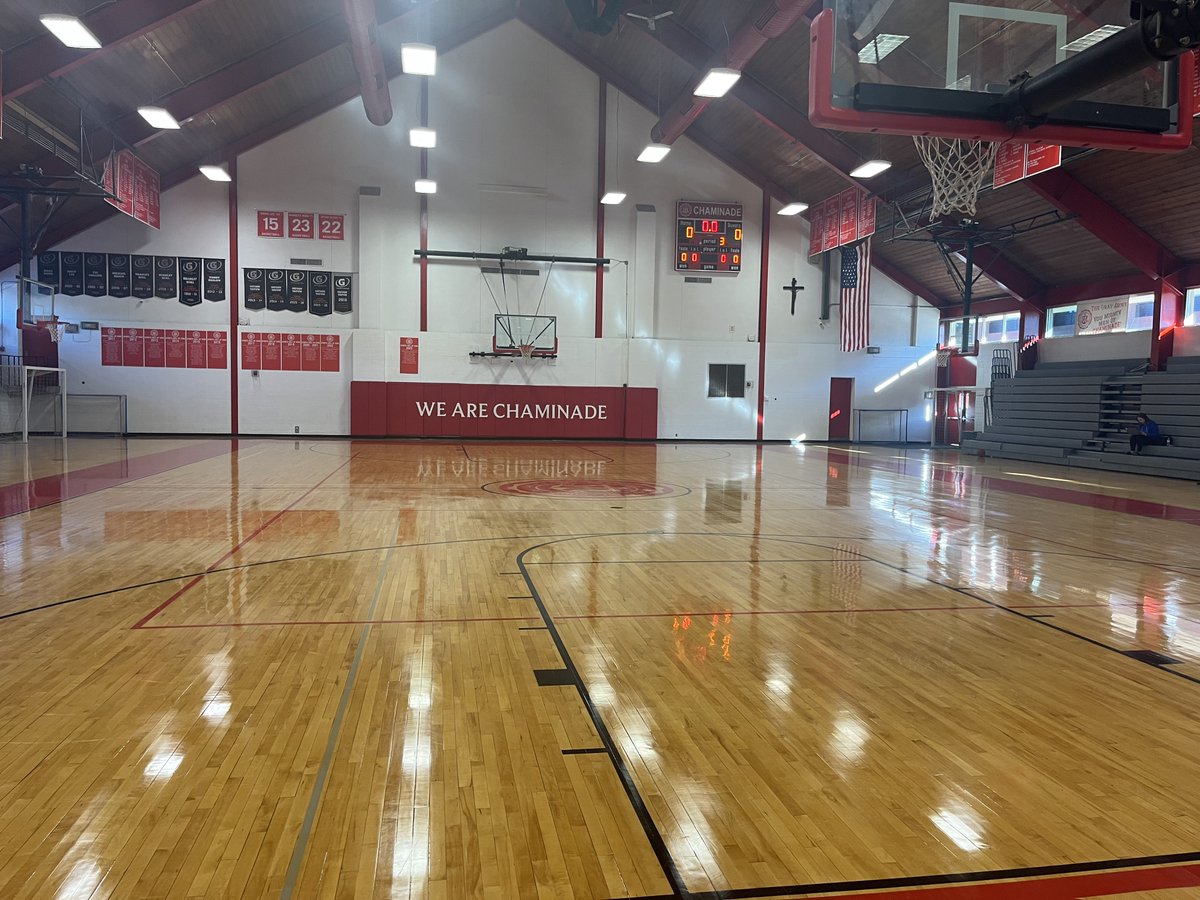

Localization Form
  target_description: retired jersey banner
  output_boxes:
[37,252,59,294]
[107,254,131,298]
[266,269,286,311]
[1076,296,1129,335]
[179,258,202,307]
[131,255,154,299]
[333,274,353,313]
[154,256,178,299]
[243,268,266,310]
[286,270,308,313]
[60,252,84,296]
[308,272,332,316]
[203,258,226,302]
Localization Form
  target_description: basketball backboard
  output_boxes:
[810,1,1194,151]
[492,314,558,357]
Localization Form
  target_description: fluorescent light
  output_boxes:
[858,34,909,64]
[39,14,101,49]
[414,179,437,194]
[137,106,180,130]
[778,202,809,216]
[409,127,436,148]
[637,143,671,163]
[401,43,437,76]
[600,192,626,205]
[850,159,892,178]
[1062,25,1123,53]
[198,165,231,182]
[693,67,741,98]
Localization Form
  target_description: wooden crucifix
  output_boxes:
[782,277,805,315]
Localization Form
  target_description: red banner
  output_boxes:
[287,212,315,240]
[122,328,144,366]
[257,210,284,238]
[318,214,345,241]
[240,332,341,372]
[808,204,825,257]
[821,197,840,251]
[353,382,658,439]
[100,327,227,368]
[993,141,1062,189]
[241,332,261,369]
[858,193,877,239]
[101,327,121,366]
[207,331,227,369]
[281,333,302,371]
[301,334,321,371]
[321,334,340,372]
[144,328,166,367]
[186,331,207,368]
[400,337,419,374]
[166,330,187,368]
[261,333,282,370]
[105,150,160,229]
[838,188,859,246]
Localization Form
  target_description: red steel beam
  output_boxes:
[1027,168,1183,280]
[4,0,219,100]
[340,0,392,126]
[952,246,1046,308]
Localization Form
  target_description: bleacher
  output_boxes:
[961,357,1200,480]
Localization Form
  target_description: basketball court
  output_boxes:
[2,437,1200,898]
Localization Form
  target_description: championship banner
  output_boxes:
[286,270,308,313]
[333,274,353,313]
[144,328,166,367]
[83,254,107,297]
[1076,296,1129,335]
[179,258,202,307]
[821,197,840,251]
[131,255,154,299]
[839,188,860,246]
[154,256,178,299]
[60,252,84,296]
[308,272,331,316]
[107,254,131,298]
[37,252,59,294]
[203,258,226,302]
[266,270,286,311]
[243,268,266,310]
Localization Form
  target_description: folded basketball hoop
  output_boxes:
[912,137,999,219]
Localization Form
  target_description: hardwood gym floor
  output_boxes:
[3,438,1200,899]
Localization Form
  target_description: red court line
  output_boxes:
[0,440,239,518]
[131,453,358,629]
[809,861,1200,899]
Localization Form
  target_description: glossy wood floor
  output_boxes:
[4,437,1200,900]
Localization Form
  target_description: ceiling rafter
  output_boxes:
[3,0,221,101]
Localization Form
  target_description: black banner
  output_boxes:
[203,258,226,302]
[266,269,286,311]
[333,273,353,314]
[60,252,84,296]
[179,258,202,307]
[155,256,178,299]
[286,270,308,313]
[307,272,332,316]
[243,268,266,310]
[131,255,154,299]
[37,252,59,294]
[84,253,107,297]
[107,254,131,298]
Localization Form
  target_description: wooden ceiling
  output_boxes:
[0,0,1196,311]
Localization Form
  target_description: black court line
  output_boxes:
[561,747,607,756]
[508,594,534,599]
[516,539,689,899]
[517,626,549,631]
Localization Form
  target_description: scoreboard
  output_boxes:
[675,200,742,273]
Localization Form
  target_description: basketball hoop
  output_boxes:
[35,316,66,343]
[936,348,953,368]
[518,343,535,361]
[912,136,999,219]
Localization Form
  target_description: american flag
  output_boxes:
[840,237,871,352]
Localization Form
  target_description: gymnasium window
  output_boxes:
[979,312,1020,344]
[1186,289,1199,326]
[1045,305,1077,338]
[708,364,746,398]
[1125,294,1155,331]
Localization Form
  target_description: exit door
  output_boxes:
[829,377,853,441]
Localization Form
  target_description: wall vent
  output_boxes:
[359,186,382,196]
[290,258,323,266]
[684,276,713,284]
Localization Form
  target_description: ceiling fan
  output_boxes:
[624,2,675,32]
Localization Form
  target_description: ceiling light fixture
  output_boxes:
[39,14,101,49]
[401,43,437,76]
[1062,25,1123,53]
[850,159,892,178]
[637,143,671,163]
[409,127,437,148]
[199,165,231,182]
[137,106,181,130]
[693,67,741,98]
[415,179,438,194]
[778,202,809,216]
[600,192,626,205]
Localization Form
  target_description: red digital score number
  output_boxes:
[701,219,720,233]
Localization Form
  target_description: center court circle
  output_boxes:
[481,479,688,499]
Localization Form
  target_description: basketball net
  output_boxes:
[936,348,953,368]
[37,317,65,343]
[912,136,999,219]
[518,343,534,361]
